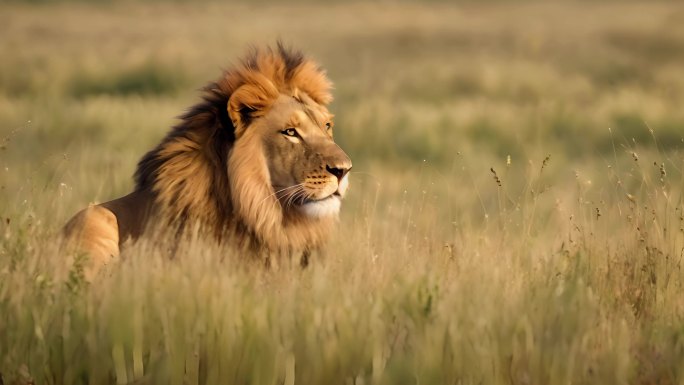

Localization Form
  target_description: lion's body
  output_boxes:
[63,205,120,269]
[63,44,351,278]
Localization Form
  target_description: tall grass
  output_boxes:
[2,152,683,384]
[1,1,684,384]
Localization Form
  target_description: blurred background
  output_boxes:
[1,1,683,227]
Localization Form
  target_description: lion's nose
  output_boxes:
[326,164,351,181]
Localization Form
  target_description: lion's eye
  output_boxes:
[325,122,332,130]
[282,128,297,137]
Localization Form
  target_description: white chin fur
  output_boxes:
[299,196,341,218]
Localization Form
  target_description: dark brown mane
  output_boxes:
[134,85,233,192]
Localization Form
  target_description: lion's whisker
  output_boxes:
[283,186,304,210]
[291,189,307,208]
[288,188,308,210]
[254,183,305,213]
[258,184,304,208]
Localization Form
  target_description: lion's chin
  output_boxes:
[297,195,341,218]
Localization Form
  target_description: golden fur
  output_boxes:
[64,43,352,277]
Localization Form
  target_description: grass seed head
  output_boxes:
[490,167,502,187]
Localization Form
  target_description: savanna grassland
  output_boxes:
[2,1,684,384]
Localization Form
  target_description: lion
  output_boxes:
[63,43,352,277]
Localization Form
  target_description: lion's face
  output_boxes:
[261,94,351,218]
[232,92,351,219]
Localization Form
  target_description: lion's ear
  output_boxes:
[228,79,279,137]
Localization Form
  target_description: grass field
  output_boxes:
[2,1,684,384]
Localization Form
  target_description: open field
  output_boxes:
[1,1,684,384]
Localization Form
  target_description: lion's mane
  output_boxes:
[134,43,336,254]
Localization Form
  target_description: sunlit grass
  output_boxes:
[2,151,683,384]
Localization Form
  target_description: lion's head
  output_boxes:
[227,71,352,221]
[135,43,351,254]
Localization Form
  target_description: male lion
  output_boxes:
[63,43,352,277]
